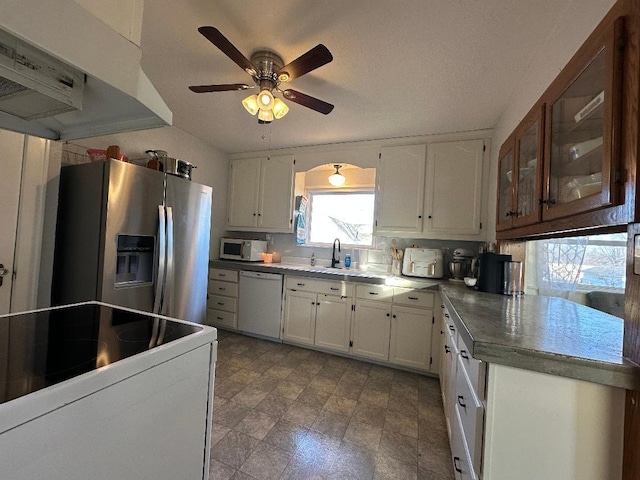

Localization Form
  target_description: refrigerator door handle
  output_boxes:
[153,205,167,316]
[163,206,174,316]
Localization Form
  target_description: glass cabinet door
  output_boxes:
[496,139,515,231]
[513,105,544,228]
[543,17,624,221]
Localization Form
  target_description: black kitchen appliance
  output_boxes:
[477,252,512,293]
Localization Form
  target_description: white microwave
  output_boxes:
[220,238,268,262]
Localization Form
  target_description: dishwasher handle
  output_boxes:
[239,270,283,281]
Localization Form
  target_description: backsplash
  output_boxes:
[224,230,484,277]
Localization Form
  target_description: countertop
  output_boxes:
[209,259,640,390]
[440,282,640,390]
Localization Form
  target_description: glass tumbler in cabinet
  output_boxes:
[543,17,624,221]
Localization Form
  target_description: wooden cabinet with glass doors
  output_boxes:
[497,16,625,236]
[496,106,544,231]
[542,17,624,221]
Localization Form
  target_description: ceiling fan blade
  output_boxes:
[198,26,258,76]
[282,89,334,115]
[276,44,333,82]
[189,84,251,93]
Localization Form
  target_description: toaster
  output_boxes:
[402,248,444,278]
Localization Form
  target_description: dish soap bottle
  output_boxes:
[310,253,316,266]
[344,254,351,269]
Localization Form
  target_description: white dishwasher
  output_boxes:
[238,270,283,340]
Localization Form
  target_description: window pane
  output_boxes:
[578,233,626,288]
[308,192,374,246]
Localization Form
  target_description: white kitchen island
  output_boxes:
[0,302,217,480]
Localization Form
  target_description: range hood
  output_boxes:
[0,0,172,140]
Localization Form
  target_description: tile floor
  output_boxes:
[210,330,455,480]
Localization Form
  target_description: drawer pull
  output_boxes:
[460,350,469,359]
[217,302,224,306]
[216,316,223,320]
[445,313,450,318]
[408,296,419,300]
[453,457,462,473]
[444,345,450,353]
[218,273,226,277]
[330,287,339,291]
[457,395,466,408]
[297,282,305,286]
[441,304,445,308]
[369,292,379,295]
[449,325,455,332]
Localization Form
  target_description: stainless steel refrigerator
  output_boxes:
[51,160,212,324]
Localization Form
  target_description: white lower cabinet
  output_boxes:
[283,276,353,350]
[207,268,239,329]
[389,305,432,370]
[314,295,352,352]
[452,406,477,480]
[352,299,392,361]
[283,290,316,345]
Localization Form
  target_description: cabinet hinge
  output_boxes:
[375,220,378,227]
[349,340,353,347]
[293,158,296,164]
[379,152,382,159]
[432,316,435,324]
[483,144,486,152]
[430,356,433,366]
[480,222,483,229]
[351,304,356,311]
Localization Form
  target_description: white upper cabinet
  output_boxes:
[227,155,295,232]
[423,139,485,239]
[375,144,426,235]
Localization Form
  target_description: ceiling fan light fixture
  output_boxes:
[258,108,275,122]
[272,98,289,119]
[257,89,275,110]
[328,164,346,186]
[242,94,260,115]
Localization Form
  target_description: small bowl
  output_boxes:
[464,277,477,287]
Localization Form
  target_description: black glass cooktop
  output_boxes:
[0,303,202,405]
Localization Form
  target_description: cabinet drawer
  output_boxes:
[444,309,458,346]
[209,268,238,283]
[457,335,486,399]
[208,280,238,297]
[452,405,478,480]
[286,276,353,297]
[454,355,483,475]
[207,309,237,329]
[355,284,394,302]
[207,294,237,313]
[393,288,434,308]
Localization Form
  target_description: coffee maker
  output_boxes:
[477,252,512,293]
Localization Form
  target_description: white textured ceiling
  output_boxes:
[140,0,571,154]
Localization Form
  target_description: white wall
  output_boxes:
[72,126,229,259]
[487,0,617,238]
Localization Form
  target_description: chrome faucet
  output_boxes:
[331,238,341,268]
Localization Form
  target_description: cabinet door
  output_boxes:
[258,155,294,232]
[389,305,432,371]
[352,300,391,361]
[283,290,316,345]
[314,294,351,353]
[496,138,515,231]
[543,18,624,221]
[513,105,545,228]
[227,157,260,228]
[375,144,426,235]
[424,139,484,237]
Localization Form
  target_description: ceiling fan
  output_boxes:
[189,26,334,123]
